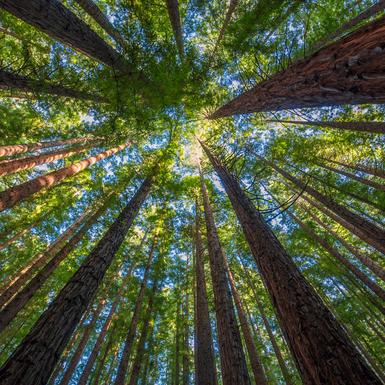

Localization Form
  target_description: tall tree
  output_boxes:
[165,0,184,59]
[0,172,155,385]
[324,158,385,180]
[200,140,383,385]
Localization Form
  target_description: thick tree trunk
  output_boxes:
[264,158,385,255]
[165,0,184,58]
[223,255,268,385]
[194,204,218,385]
[200,141,382,385]
[0,209,91,309]
[0,174,154,385]
[199,167,251,385]
[265,119,385,134]
[0,0,127,70]
[74,0,129,51]
[0,136,96,158]
[210,14,385,118]
[113,240,157,385]
[0,198,112,331]
[0,143,97,177]
[0,143,129,212]
[0,70,107,102]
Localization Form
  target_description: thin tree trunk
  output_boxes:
[324,158,385,179]
[174,296,181,385]
[103,347,119,385]
[182,275,189,385]
[74,0,129,51]
[264,157,385,255]
[0,222,35,251]
[0,136,96,158]
[265,119,385,134]
[0,0,126,70]
[209,14,385,118]
[0,70,107,102]
[0,142,129,212]
[165,0,184,59]
[0,173,154,385]
[223,255,268,385]
[113,240,157,385]
[200,141,382,385]
[0,209,91,309]
[0,143,97,177]
[194,203,218,385]
[199,166,251,385]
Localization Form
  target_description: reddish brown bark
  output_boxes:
[194,204,218,385]
[210,14,385,118]
[165,0,184,58]
[0,0,127,70]
[0,70,108,102]
[0,174,154,385]
[223,255,268,385]
[113,240,157,385]
[0,143,96,177]
[264,158,385,255]
[200,167,251,385]
[200,141,382,385]
[265,119,385,134]
[0,136,95,158]
[0,143,129,212]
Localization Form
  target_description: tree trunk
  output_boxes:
[0,173,154,385]
[0,143,129,212]
[0,136,96,158]
[103,347,119,385]
[223,255,268,385]
[265,119,385,134]
[0,198,112,332]
[0,70,107,102]
[0,221,35,251]
[199,166,251,385]
[200,141,382,385]
[0,209,91,309]
[194,203,218,385]
[209,14,385,118]
[264,158,385,255]
[113,240,157,385]
[165,0,184,59]
[74,0,129,51]
[0,143,97,177]
[174,296,181,385]
[0,0,126,70]
[182,279,189,385]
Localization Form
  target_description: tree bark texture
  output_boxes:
[165,0,184,58]
[0,174,154,385]
[210,15,385,118]
[200,167,251,385]
[200,141,383,385]
[0,143,129,212]
[194,205,218,385]
[0,70,107,102]
[325,158,385,179]
[0,0,126,70]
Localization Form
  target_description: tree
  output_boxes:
[165,0,184,59]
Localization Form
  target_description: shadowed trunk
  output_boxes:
[0,0,127,70]
[324,158,385,179]
[113,240,157,385]
[210,14,385,118]
[0,70,108,102]
[200,140,382,385]
[0,173,154,385]
[194,203,218,385]
[165,0,184,59]
[0,143,129,212]
[199,166,251,385]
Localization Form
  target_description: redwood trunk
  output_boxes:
[224,255,268,385]
[182,284,189,385]
[265,158,385,255]
[194,204,218,385]
[200,167,251,385]
[113,240,157,385]
[0,136,95,158]
[325,158,385,180]
[265,120,385,134]
[0,70,107,102]
[200,141,382,385]
[165,0,184,58]
[0,143,96,177]
[0,174,154,385]
[0,0,126,70]
[174,297,181,385]
[210,14,385,118]
[0,143,129,212]
[0,222,34,251]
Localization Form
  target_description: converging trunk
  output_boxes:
[324,158,385,180]
[165,0,184,59]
